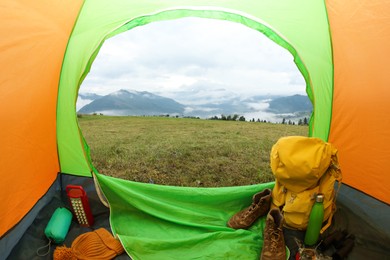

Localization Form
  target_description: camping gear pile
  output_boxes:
[1,1,389,259]
[270,136,342,233]
[227,136,351,259]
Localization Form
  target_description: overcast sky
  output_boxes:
[80,17,305,103]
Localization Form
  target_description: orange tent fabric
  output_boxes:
[327,0,390,203]
[0,0,83,237]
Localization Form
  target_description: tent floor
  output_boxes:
[8,188,304,260]
[7,176,390,260]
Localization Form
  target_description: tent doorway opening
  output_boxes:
[77,17,311,187]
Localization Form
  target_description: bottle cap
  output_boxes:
[316,194,324,203]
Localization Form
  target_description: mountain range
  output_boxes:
[77,89,312,121]
[79,90,185,116]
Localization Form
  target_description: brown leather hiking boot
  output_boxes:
[227,188,271,229]
[260,208,286,260]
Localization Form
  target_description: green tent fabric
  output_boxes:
[95,173,282,259]
[57,1,332,176]
[54,4,330,256]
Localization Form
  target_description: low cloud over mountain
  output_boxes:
[77,89,312,122]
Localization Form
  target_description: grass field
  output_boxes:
[78,116,308,187]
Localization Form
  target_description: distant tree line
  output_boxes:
[78,113,309,126]
[209,114,246,121]
[281,117,309,126]
[245,118,270,123]
[208,114,309,126]
[208,114,270,122]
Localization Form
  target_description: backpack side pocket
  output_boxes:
[282,186,319,230]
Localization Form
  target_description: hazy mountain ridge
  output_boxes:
[78,89,185,116]
[78,93,103,100]
[77,89,312,120]
[267,94,312,113]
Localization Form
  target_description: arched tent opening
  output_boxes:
[1,1,389,259]
[76,17,310,187]
[57,8,332,178]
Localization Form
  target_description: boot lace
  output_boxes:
[243,203,257,218]
[264,224,282,253]
[269,227,282,252]
[242,197,266,218]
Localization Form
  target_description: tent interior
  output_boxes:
[5,173,390,259]
[1,1,390,260]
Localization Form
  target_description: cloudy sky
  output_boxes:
[80,17,305,105]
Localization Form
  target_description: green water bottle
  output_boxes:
[304,193,324,246]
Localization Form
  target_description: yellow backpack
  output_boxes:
[270,136,342,233]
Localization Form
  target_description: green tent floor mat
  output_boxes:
[95,173,276,260]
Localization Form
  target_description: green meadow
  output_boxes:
[78,116,308,187]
